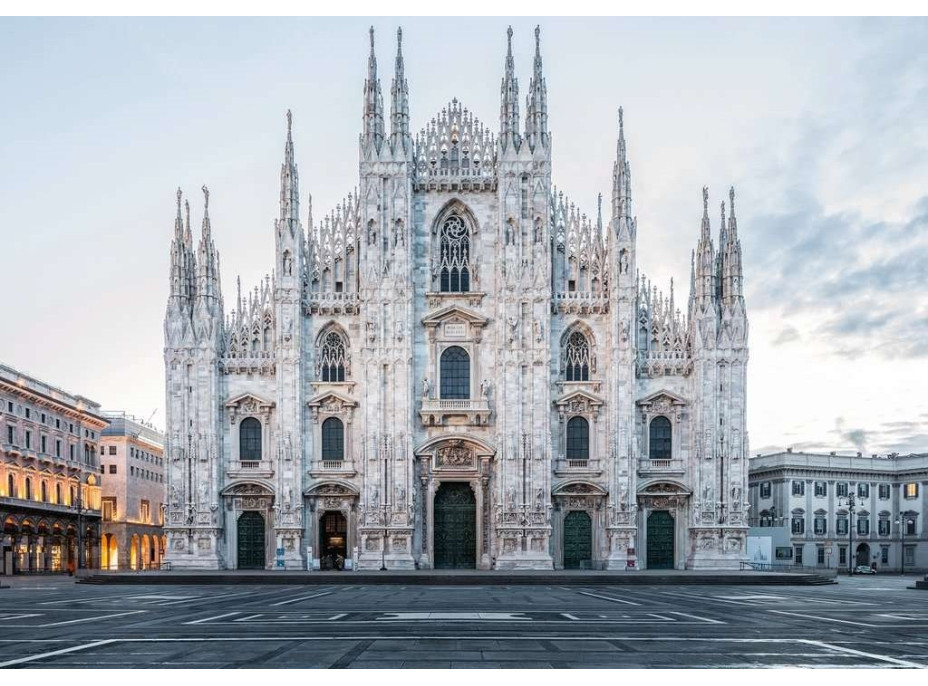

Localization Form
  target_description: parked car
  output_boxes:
[854,565,877,574]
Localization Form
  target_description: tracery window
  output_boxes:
[564,331,591,381]
[438,215,471,293]
[321,417,344,462]
[649,416,672,460]
[239,418,262,462]
[440,346,470,399]
[318,330,348,382]
[566,416,590,462]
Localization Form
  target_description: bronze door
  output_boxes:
[646,510,674,570]
[563,510,593,569]
[433,482,476,569]
[237,511,266,570]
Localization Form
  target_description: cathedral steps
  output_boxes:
[76,570,835,586]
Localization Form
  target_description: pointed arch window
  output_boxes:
[566,416,590,462]
[439,215,471,292]
[321,417,344,462]
[564,331,591,381]
[318,330,349,382]
[440,346,470,399]
[649,416,672,460]
[239,418,262,463]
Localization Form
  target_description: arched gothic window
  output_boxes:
[318,330,348,382]
[566,416,590,462]
[649,416,672,460]
[55,483,61,504]
[564,331,591,381]
[321,417,344,462]
[7,474,14,498]
[25,478,32,501]
[41,481,47,502]
[439,215,471,292]
[440,346,470,399]
[239,418,262,462]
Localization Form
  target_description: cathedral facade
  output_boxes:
[162,27,750,571]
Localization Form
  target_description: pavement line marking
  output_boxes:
[0,639,116,668]
[669,611,726,625]
[328,613,347,621]
[184,612,241,625]
[234,614,263,622]
[577,591,640,605]
[272,591,333,606]
[767,610,878,627]
[800,639,925,668]
[562,613,580,620]
[39,610,148,627]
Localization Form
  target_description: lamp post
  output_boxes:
[838,493,858,576]
[897,512,914,576]
[380,454,388,572]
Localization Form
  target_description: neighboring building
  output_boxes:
[749,450,928,572]
[163,27,750,571]
[0,362,106,574]
[99,412,166,570]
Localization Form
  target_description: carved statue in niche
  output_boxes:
[533,320,544,342]
[422,377,431,398]
[535,487,544,510]
[506,486,516,510]
[731,485,742,502]
[395,484,406,507]
[507,315,518,343]
[480,379,491,398]
[371,487,379,508]
[283,251,293,276]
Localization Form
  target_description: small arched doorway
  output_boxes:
[433,482,476,569]
[855,542,871,568]
[129,534,139,570]
[647,510,675,570]
[108,534,118,570]
[563,510,592,569]
[141,535,151,570]
[237,511,266,570]
[319,511,348,570]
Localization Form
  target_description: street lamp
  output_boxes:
[837,493,858,576]
[897,511,914,576]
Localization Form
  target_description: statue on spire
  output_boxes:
[202,184,210,210]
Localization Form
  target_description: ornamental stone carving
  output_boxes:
[435,441,476,470]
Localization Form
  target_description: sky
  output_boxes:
[0,17,925,456]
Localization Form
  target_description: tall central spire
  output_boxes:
[362,26,385,154]
[525,25,548,152]
[279,109,299,224]
[499,26,520,151]
[390,27,410,154]
[611,107,633,237]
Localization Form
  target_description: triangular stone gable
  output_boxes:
[421,304,488,328]
[224,392,275,410]
[306,390,358,409]
[636,389,687,407]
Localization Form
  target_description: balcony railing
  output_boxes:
[637,458,685,474]
[227,459,274,478]
[420,398,491,427]
[309,459,357,477]
[553,457,602,477]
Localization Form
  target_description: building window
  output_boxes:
[760,482,771,499]
[55,483,61,504]
[878,519,890,537]
[791,515,805,535]
[817,547,825,565]
[40,481,47,502]
[25,431,31,449]
[814,481,826,497]
[649,416,672,460]
[904,545,915,566]
[141,500,150,524]
[109,465,117,474]
[239,418,262,462]
[878,483,890,500]
[881,546,889,565]
[837,482,848,497]
[438,214,471,292]
[857,517,870,535]
[857,483,869,498]
[792,481,805,496]
[102,498,114,522]
[6,426,12,444]
[839,546,847,565]
[109,445,116,455]
[55,439,61,457]
[439,346,470,400]
[41,435,47,453]
[814,516,827,535]
[905,516,917,536]
[69,444,75,460]
[794,546,804,565]
[321,417,344,462]
[904,482,919,499]
[566,416,590,462]
[318,330,349,382]
[7,474,14,498]
[563,330,591,381]
[25,478,32,500]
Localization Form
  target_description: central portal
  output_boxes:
[433,482,476,569]
[563,510,593,569]
[320,511,348,570]
[237,511,266,570]
[646,510,674,570]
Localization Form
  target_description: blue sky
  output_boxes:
[1,17,925,455]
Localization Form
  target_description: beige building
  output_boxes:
[99,412,166,570]
[0,362,105,574]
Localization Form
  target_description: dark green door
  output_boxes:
[647,510,674,570]
[237,511,266,570]
[563,510,592,569]
[433,482,476,569]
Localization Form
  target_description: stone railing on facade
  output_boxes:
[219,352,276,376]
[304,291,360,315]
[227,459,274,479]
[637,458,685,476]
[419,398,491,427]
[308,459,358,478]
[637,350,691,377]
[552,291,610,315]
[553,457,603,478]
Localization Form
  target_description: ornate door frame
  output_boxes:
[552,481,607,570]
[636,481,690,571]
[222,482,274,570]
[304,482,359,570]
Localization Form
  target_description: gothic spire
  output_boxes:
[722,186,744,303]
[499,26,521,151]
[389,26,410,153]
[279,109,299,225]
[362,26,385,154]
[197,184,219,301]
[525,25,548,152]
[694,186,716,305]
[169,188,189,300]
[611,107,633,236]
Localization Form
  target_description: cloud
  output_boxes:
[772,325,800,346]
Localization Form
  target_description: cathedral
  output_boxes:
[162,26,750,571]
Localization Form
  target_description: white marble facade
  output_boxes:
[162,27,749,571]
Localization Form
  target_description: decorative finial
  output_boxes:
[176,187,182,211]
[535,25,540,50]
[721,200,725,224]
[202,184,209,210]
[729,186,736,214]
[184,198,190,223]
[397,26,402,49]
[702,186,709,213]
[507,25,513,53]
[286,109,292,134]
[618,106,624,135]
[369,25,375,49]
